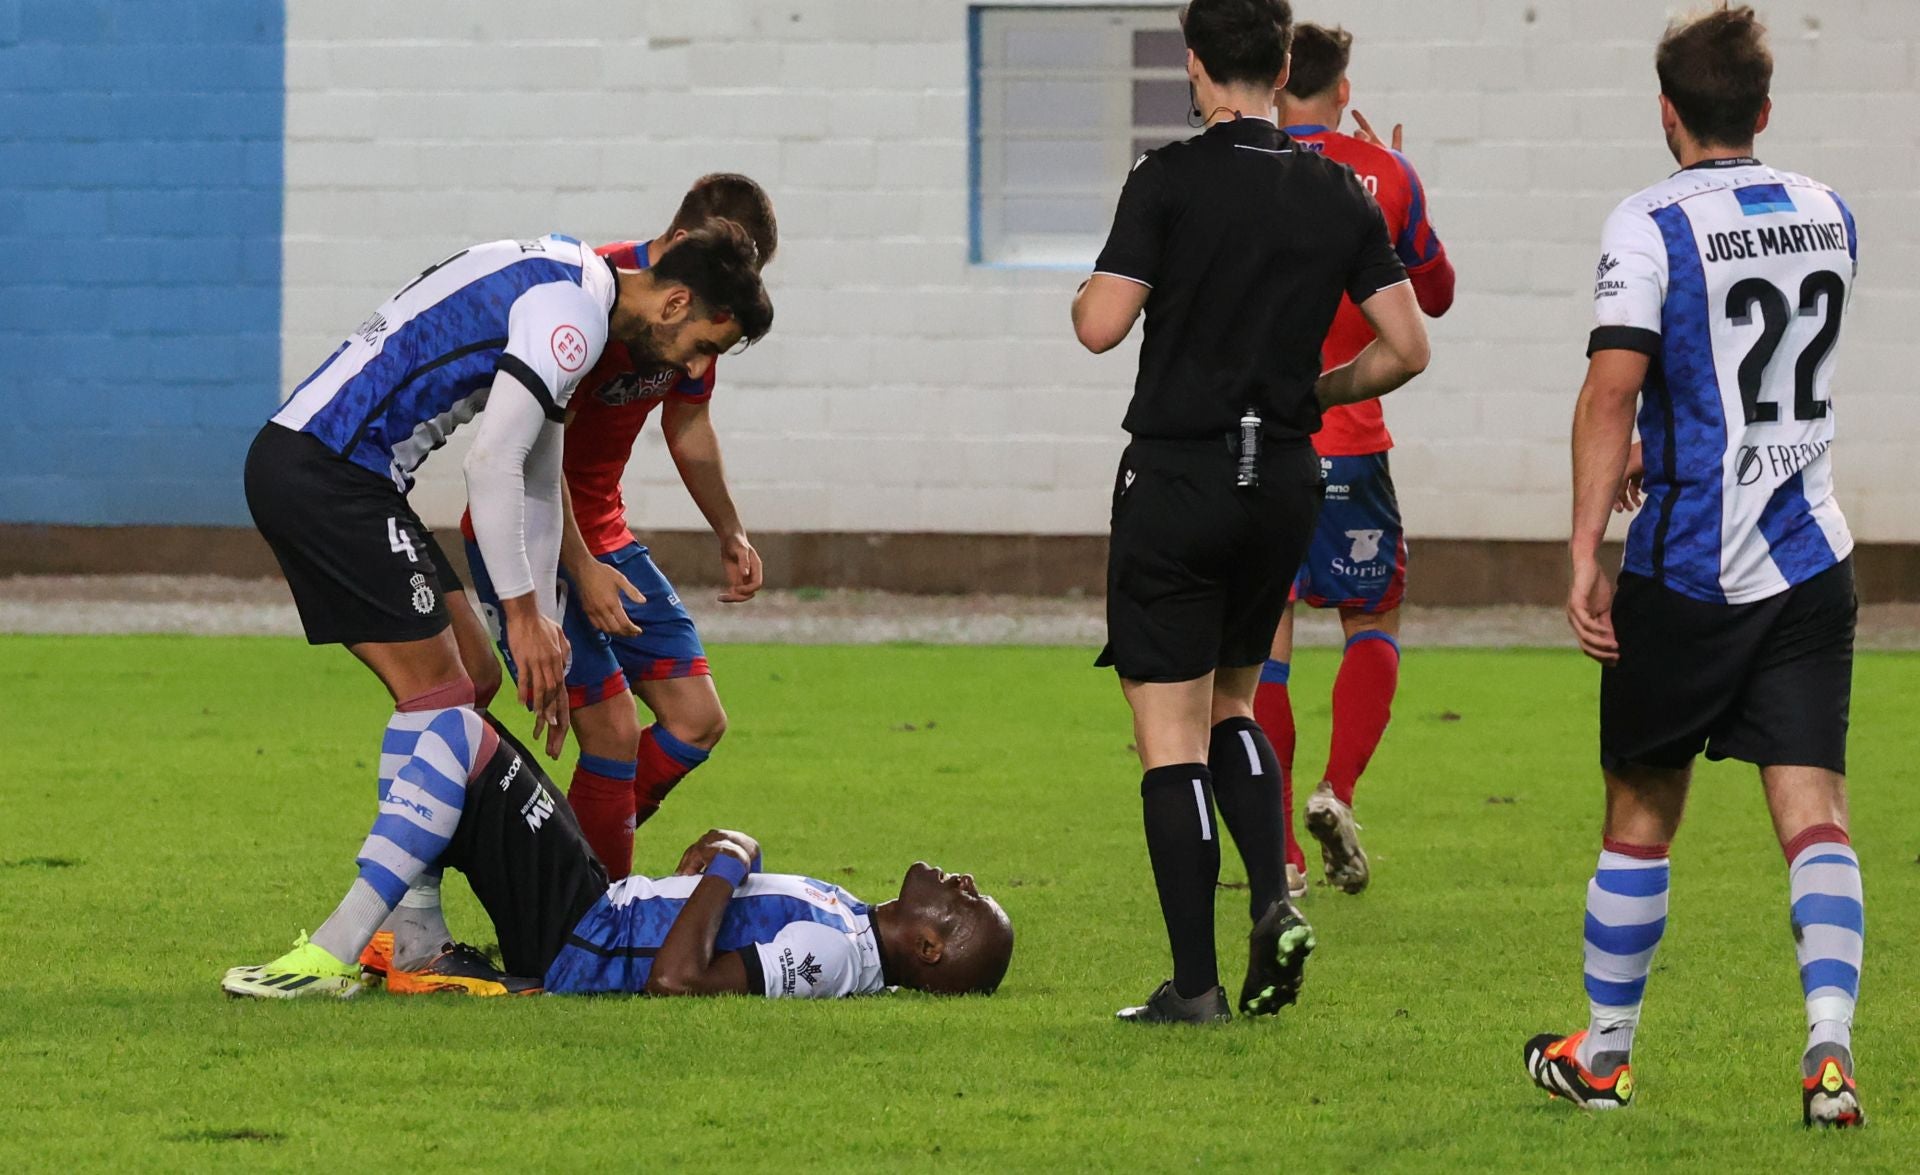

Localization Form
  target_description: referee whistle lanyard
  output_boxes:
[1236,409,1262,488]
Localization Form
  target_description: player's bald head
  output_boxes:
[890,862,1015,995]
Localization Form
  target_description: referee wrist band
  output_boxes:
[705,853,750,888]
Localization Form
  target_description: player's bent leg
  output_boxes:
[1761,766,1865,1127]
[567,690,644,880]
[1115,676,1231,1024]
[446,588,504,711]
[631,674,726,828]
[1305,608,1401,895]
[1526,764,1688,1110]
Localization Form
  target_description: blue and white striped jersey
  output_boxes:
[544,872,886,998]
[1591,160,1856,604]
[273,235,616,489]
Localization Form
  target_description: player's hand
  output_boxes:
[1351,109,1404,153]
[674,828,761,876]
[575,558,644,637]
[506,609,572,757]
[1567,556,1620,666]
[717,534,763,604]
[1614,442,1646,514]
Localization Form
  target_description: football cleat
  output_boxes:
[358,930,395,981]
[222,932,364,1000]
[1116,980,1232,1024]
[1286,863,1309,901]
[1802,1043,1864,1128]
[1524,1031,1634,1110]
[383,941,542,997]
[1304,785,1370,894]
[1240,898,1315,1016]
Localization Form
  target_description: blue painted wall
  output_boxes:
[0,0,283,526]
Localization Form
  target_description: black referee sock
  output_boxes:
[1209,717,1286,923]
[1140,763,1222,998]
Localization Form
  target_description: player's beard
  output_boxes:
[627,319,682,371]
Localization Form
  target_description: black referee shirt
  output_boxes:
[1092,116,1408,441]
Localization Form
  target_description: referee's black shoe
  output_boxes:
[1240,898,1316,1016]
[1117,980,1232,1024]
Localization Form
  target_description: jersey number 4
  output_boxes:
[1725,270,1844,424]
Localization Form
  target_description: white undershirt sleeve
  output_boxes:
[464,371,563,612]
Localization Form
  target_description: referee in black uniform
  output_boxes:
[1073,0,1432,1024]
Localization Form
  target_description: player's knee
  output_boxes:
[668,701,727,751]
[577,699,644,760]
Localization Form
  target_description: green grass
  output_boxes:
[1,636,1916,1171]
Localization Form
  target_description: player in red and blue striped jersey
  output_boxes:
[454,176,777,890]
[1256,24,1456,898]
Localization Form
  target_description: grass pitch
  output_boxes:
[2,636,1917,1171]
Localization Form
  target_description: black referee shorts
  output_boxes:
[438,718,609,982]
[244,423,464,647]
[1098,438,1322,683]
[1601,558,1856,776]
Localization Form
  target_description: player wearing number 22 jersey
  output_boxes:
[1525,6,1863,1132]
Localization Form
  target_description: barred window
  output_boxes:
[970,5,1188,267]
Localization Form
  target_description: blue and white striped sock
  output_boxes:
[1787,824,1863,1056]
[311,683,493,963]
[1578,840,1670,1070]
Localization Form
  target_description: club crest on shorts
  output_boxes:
[409,572,436,615]
[1346,529,1386,562]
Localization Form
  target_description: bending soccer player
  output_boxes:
[1259,24,1456,898]
[227,720,1015,1001]
[1526,8,1864,1128]
[230,226,773,996]
[457,176,778,894]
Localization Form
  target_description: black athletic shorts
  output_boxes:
[438,718,609,982]
[1601,557,1856,775]
[244,423,464,646]
[1098,437,1322,683]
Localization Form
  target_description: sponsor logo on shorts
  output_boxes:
[520,785,555,832]
[551,324,589,372]
[498,756,522,792]
[409,573,436,615]
[1345,529,1385,563]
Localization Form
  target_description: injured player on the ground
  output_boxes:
[222,719,1014,1001]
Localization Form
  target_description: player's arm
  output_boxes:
[1568,350,1649,665]
[466,375,572,756]
[1075,153,1167,353]
[1318,188,1428,408]
[645,837,756,997]
[660,394,762,604]
[559,471,643,638]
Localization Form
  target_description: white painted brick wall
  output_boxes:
[283,0,1920,541]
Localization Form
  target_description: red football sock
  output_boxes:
[1253,663,1304,873]
[568,755,637,880]
[1324,632,1401,808]
[633,724,711,829]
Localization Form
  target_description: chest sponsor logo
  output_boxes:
[551,325,589,373]
[595,366,681,407]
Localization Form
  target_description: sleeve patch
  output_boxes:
[551,325,589,373]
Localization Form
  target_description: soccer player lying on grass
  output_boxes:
[223,721,1015,1000]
